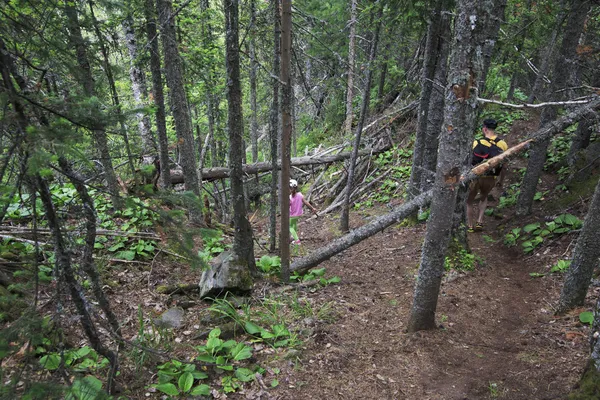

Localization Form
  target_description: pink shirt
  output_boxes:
[290,192,304,217]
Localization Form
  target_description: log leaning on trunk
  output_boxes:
[291,96,600,273]
[170,145,391,183]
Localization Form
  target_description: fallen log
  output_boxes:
[291,95,600,273]
[170,145,391,183]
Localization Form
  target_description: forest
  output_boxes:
[1,0,600,398]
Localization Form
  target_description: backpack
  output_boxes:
[472,137,504,176]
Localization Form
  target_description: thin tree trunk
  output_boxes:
[343,0,358,137]
[279,0,292,280]
[479,0,507,94]
[64,1,122,209]
[145,0,171,189]
[249,0,259,165]
[224,0,256,271]
[89,2,136,178]
[408,0,488,333]
[269,0,281,253]
[557,175,600,313]
[158,0,201,222]
[407,0,445,197]
[340,4,383,233]
[419,9,451,193]
[517,0,590,216]
[123,15,157,156]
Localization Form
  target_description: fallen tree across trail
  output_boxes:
[170,145,391,183]
[291,95,600,273]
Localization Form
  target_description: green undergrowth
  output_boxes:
[445,238,480,272]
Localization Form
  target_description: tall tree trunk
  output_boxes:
[280,0,292,280]
[478,0,507,94]
[407,0,446,197]
[419,9,451,193]
[158,0,201,222]
[123,15,156,156]
[249,0,259,165]
[517,0,590,216]
[557,176,600,313]
[527,1,567,104]
[145,0,171,189]
[269,0,281,253]
[408,0,488,333]
[343,0,358,137]
[340,4,383,233]
[63,1,122,209]
[89,2,136,177]
[224,0,256,271]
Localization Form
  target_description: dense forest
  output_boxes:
[1,0,600,398]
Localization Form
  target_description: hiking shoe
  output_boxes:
[475,223,484,231]
[467,225,475,233]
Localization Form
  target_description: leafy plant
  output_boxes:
[195,328,253,368]
[153,360,210,397]
[290,267,341,286]
[444,249,476,271]
[66,376,109,400]
[39,346,109,373]
[257,255,281,274]
[503,227,521,246]
[580,311,594,326]
[550,259,571,273]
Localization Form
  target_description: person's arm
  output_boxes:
[302,197,317,213]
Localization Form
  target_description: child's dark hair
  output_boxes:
[483,119,498,130]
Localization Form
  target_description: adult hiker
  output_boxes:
[467,119,508,232]
[289,179,318,245]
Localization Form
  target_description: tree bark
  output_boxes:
[478,0,507,94]
[224,0,256,272]
[557,177,600,313]
[64,1,122,209]
[158,0,201,211]
[269,0,281,253]
[407,0,446,197]
[145,0,171,189]
[419,8,451,193]
[343,0,358,137]
[249,0,259,164]
[123,15,156,156]
[340,4,383,233]
[516,0,590,216]
[408,0,488,333]
[280,0,292,280]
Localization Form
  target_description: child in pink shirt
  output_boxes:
[289,179,317,244]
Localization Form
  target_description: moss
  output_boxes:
[547,174,599,213]
[569,360,600,400]
[156,285,169,294]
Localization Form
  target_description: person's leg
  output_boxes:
[477,178,495,225]
[289,217,299,241]
[466,181,479,229]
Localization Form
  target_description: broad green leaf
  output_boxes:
[271,379,279,388]
[208,328,221,338]
[235,368,255,382]
[115,250,136,261]
[230,343,252,361]
[196,354,216,363]
[75,346,91,358]
[71,376,103,400]
[327,276,341,284]
[580,311,594,325]
[178,371,194,393]
[154,383,179,396]
[191,370,208,380]
[523,223,540,233]
[311,268,326,276]
[39,354,60,370]
[244,321,262,335]
[190,384,211,396]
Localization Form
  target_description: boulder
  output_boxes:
[154,307,184,329]
[199,251,253,298]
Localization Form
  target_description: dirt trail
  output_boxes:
[269,210,589,400]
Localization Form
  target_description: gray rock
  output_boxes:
[155,307,184,329]
[199,251,254,298]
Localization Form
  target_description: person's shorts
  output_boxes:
[469,176,496,195]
